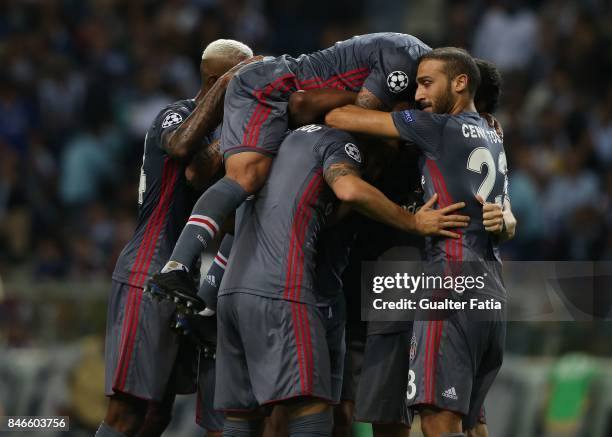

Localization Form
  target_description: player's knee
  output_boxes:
[286,399,329,419]
[420,407,462,437]
[225,153,272,193]
[223,414,264,437]
[288,406,332,437]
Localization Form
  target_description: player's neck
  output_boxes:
[450,98,477,115]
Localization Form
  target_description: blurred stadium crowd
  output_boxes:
[0,0,611,282]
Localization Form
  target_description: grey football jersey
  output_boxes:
[219,125,363,304]
[391,110,508,299]
[293,33,431,108]
[112,100,218,287]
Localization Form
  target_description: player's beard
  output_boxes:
[433,82,455,114]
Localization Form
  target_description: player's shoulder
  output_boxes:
[154,98,196,130]
[393,109,451,128]
[350,32,418,47]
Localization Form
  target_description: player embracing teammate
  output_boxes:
[327,47,516,437]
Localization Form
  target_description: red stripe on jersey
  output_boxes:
[431,320,444,401]
[284,171,323,393]
[249,78,294,146]
[426,159,464,265]
[243,75,297,146]
[284,172,322,392]
[244,90,267,146]
[298,67,370,90]
[116,160,179,389]
[292,175,323,391]
[290,302,306,393]
[424,320,433,403]
[283,171,323,300]
[324,69,371,90]
[113,160,172,387]
[293,175,324,302]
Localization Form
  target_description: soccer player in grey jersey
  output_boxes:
[151,33,434,304]
[95,40,252,437]
[326,47,517,437]
[214,123,470,437]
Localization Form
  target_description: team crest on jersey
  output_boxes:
[387,71,409,93]
[162,112,183,128]
[410,334,417,361]
[345,143,361,163]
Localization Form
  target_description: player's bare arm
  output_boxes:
[184,139,223,191]
[355,87,387,110]
[288,89,358,127]
[162,56,262,161]
[476,195,517,241]
[324,162,469,237]
[325,105,400,138]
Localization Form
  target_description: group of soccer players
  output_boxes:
[96,32,517,437]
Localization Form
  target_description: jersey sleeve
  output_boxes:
[362,44,429,109]
[318,130,364,173]
[391,109,450,158]
[154,102,195,151]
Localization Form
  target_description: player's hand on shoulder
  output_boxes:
[220,55,264,84]
[415,193,469,238]
[480,113,503,140]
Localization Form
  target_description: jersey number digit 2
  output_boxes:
[467,147,496,202]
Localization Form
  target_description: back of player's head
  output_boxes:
[201,39,253,63]
[420,47,481,97]
[474,58,502,114]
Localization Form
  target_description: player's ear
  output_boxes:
[453,73,469,94]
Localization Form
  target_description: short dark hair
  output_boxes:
[420,47,481,97]
[474,58,502,114]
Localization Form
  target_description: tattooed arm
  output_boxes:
[355,87,386,110]
[162,56,262,161]
[162,76,230,161]
[184,139,224,191]
[324,163,468,237]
